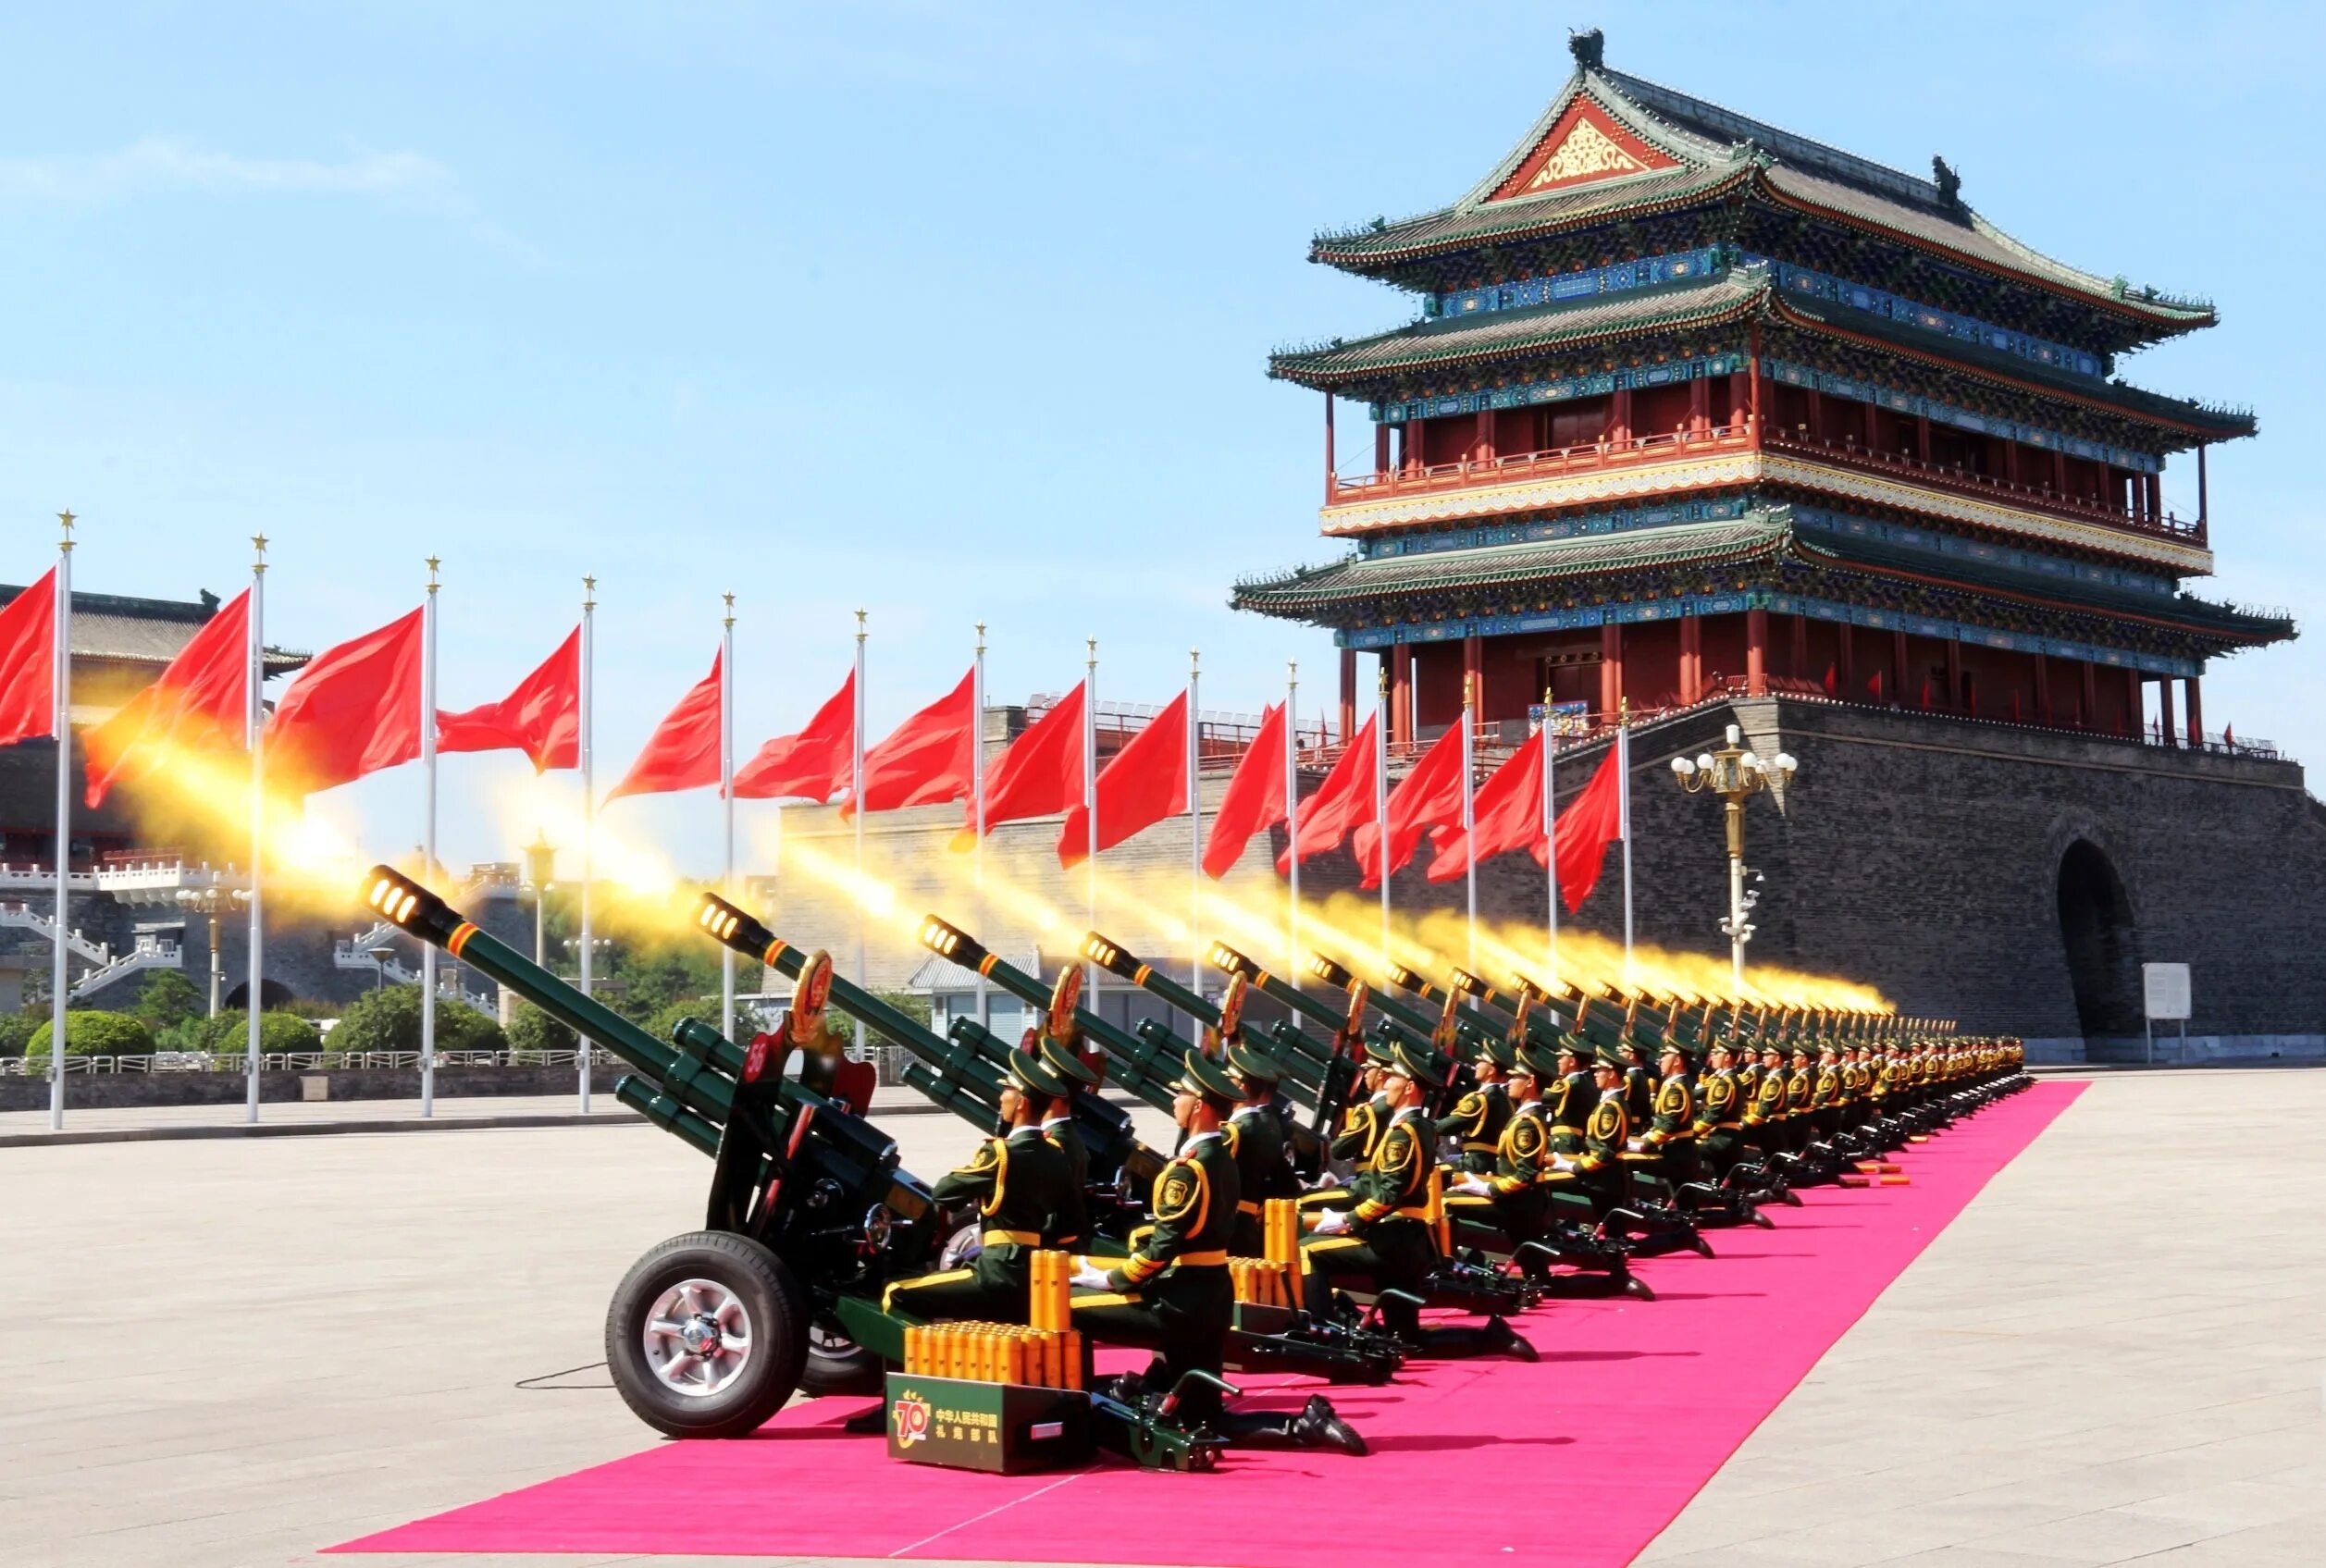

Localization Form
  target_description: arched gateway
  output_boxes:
[2056,841,2140,1041]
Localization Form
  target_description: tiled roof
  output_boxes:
[1270,269,1766,389]
[0,586,307,673]
[1232,513,1793,614]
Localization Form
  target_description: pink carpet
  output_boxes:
[334,1080,2082,1566]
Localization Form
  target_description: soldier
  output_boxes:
[1303,1039,1537,1361]
[1636,1035,1703,1191]
[1330,1049,1393,1167]
[1068,1048,1366,1455]
[1437,1032,1514,1176]
[884,1046,1077,1324]
[1222,1035,1300,1257]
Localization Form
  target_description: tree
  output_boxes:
[129,970,204,1031]
[639,996,725,1048]
[25,1011,157,1062]
[505,999,577,1059]
[327,984,507,1055]
[193,1011,323,1056]
[0,1013,38,1058]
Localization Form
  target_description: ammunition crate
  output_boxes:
[882,1373,1094,1475]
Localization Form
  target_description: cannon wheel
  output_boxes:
[606,1230,808,1439]
[798,1318,885,1398]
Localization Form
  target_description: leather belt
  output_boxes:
[982,1228,1041,1248]
[1171,1251,1230,1268]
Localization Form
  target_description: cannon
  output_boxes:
[358,868,1228,1469]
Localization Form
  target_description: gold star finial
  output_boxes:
[723,591,735,628]
[582,574,596,611]
[252,534,268,574]
[57,511,76,551]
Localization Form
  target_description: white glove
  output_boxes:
[1625,1137,1646,1153]
[1311,1169,1341,1190]
[1453,1175,1491,1196]
[1070,1261,1110,1290]
[1310,1208,1350,1236]
[1547,1154,1577,1172]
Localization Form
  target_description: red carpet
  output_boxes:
[334,1080,2082,1566]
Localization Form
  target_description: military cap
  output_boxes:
[1516,1039,1565,1080]
[1037,1032,1101,1088]
[1383,1037,1447,1090]
[1176,1046,1240,1103]
[1224,1038,1282,1086]
[1591,1040,1629,1069]
[1659,1033,1698,1065]
[1476,1034,1519,1072]
[1006,1047,1070,1100]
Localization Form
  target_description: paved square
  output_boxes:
[1,1068,2318,1567]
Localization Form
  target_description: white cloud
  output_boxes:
[0,137,454,204]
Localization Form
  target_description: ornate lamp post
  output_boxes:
[174,886,237,1018]
[1670,723,1798,988]
[521,830,557,967]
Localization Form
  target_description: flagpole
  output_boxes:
[1541,686,1557,986]
[1187,648,1202,998]
[578,576,595,1112]
[1283,660,1299,977]
[421,557,440,1117]
[1462,672,1478,974]
[1617,698,1634,975]
[971,622,987,1030]
[48,513,74,1130]
[245,535,266,1124]
[721,593,736,1044]
[1083,636,1098,995]
[852,610,867,1055]
[1358,656,1377,963]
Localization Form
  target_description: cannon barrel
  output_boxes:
[360,868,901,1187]
[1203,939,1435,1059]
[917,915,1195,1112]
[1302,952,1480,1047]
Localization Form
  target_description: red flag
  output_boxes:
[849,665,976,817]
[974,682,1084,833]
[436,626,579,773]
[605,648,722,803]
[1276,712,1376,873]
[0,569,58,747]
[1203,702,1283,878]
[1060,688,1186,868]
[265,607,425,795]
[1425,726,1543,882]
[83,587,251,807]
[734,668,852,802]
[1528,741,1624,914]
[1351,720,1466,888]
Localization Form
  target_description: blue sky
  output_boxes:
[5,2,2320,876]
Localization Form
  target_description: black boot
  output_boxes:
[1293,1395,1367,1456]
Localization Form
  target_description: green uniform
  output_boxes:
[1222,1102,1298,1255]
[1436,1080,1512,1175]
[885,1125,1072,1322]
[1070,1130,1238,1420]
[1445,1097,1556,1242]
[1572,1089,1633,1217]
[1299,1107,1441,1328]
[1041,1113,1091,1252]
[1694,1066,1746,1172]
[1639,1069,1701,1186]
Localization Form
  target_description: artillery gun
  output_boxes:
[357,868,1229,1469]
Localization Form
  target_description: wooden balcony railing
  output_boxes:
[1328,423,1756,504]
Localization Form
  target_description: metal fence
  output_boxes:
[0,1048,625,1076]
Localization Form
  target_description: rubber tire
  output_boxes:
[799,1320,887,1398]
[606,1230,809,1439]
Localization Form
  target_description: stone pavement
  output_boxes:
[0,1069,2317,1568]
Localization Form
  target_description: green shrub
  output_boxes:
[0,1013,39,1058]
[192,1011,322,1056]
[505,999,577,1058]
[639,996,724,1048]
[128,970,205,1030]
[327,984,505,1054]
[25,1010,156,1061]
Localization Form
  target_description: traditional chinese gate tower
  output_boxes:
[1234,31,2322,1060]
[1243,30,2283,739]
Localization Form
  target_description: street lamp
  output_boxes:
[174,886,235,1018]
[367,944,397,993]
[521,830,558,967]
[1670,723,1798,988]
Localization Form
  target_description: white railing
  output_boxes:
[0,1047,624,1077]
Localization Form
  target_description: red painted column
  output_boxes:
[1788,613,1809,681]
[1689,377,1709,440]
[1338,647,1357,746]
[1915,414,1932,463]
[2184,675,2204,748]
[1391,639,1414,747]
[2080,660,2098,729]
[2196,445,2208,531]
[1373,421,1392,480]
[1863,399,1881,450]
[1728,369,1749,434]
[1679,612,1702,704]
[1599,623,1624,716]
[1837,620,1855,697]
[1402,418,1422,475]
[1474,408,1494,464]
[1745,609,1769,697]
[2122,668,2141,737]
[1610,387,1633,448]
[1463,633,1484,719]
[1804,388,1824,443]
[1747,328,1766,443]
[1944,637,1963,711]
[2146,472,2163,524]
[2158,677,2179,747]
[1892,630,1911,706]
[1323,393,1336,501]
[2034,651,2052,727]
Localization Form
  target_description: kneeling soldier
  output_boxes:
[1068,1047,1365,1455]
[884,1046,1075,1324]
[1303,1040,1537,1362]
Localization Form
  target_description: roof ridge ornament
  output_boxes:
[1569,27,1604,70]
[1932,154,1963,213]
